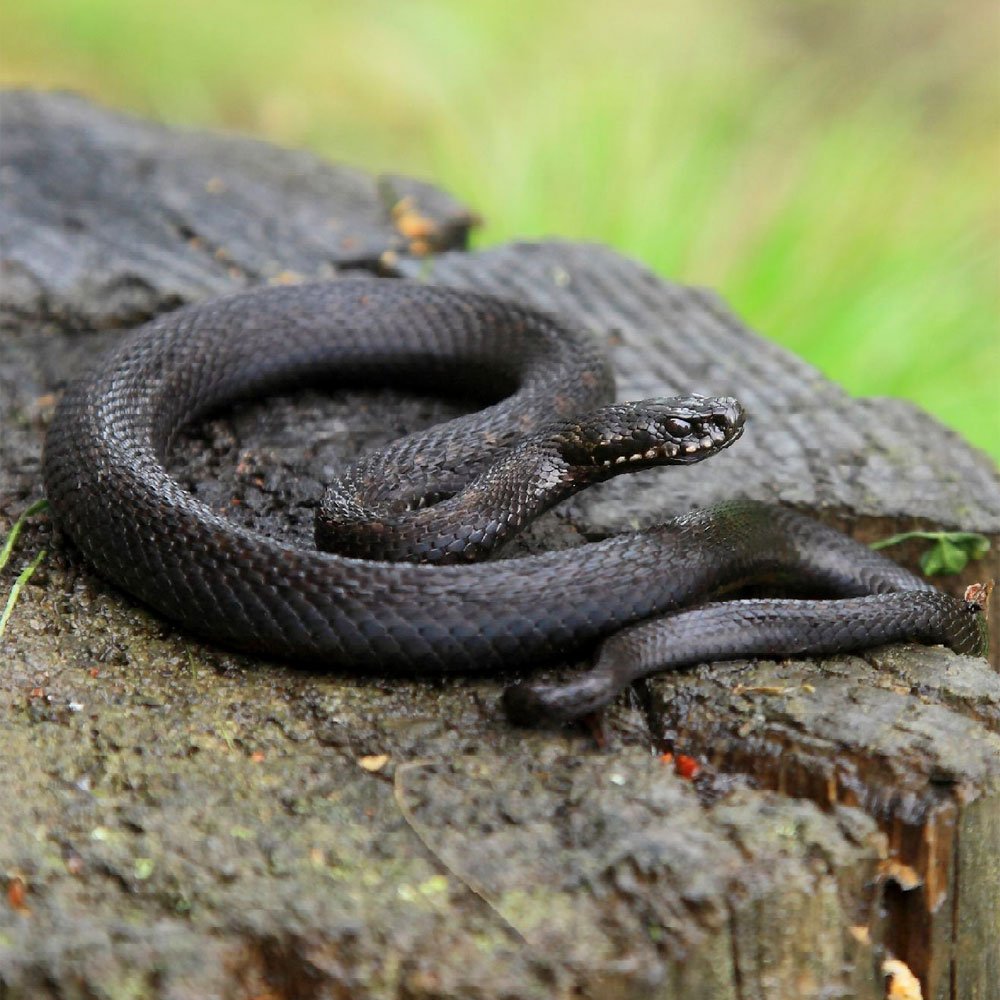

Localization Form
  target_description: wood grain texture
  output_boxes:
[1,91,997,1000]
[398,242,1000,664]
[0,90,474,329]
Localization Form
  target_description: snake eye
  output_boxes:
[664,418,691,438]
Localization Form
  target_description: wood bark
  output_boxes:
[1,90,997,1000]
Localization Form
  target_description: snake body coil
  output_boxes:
[42,279,987,722]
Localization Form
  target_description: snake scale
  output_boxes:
[42,279,987,722]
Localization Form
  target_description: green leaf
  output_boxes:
[920,538,963,576]
[961,534,992,562]
[871,530,990,577]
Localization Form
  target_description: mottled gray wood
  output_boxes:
[397,242,1000,666]
[398,242,1000,532]
[1,91,997,1000]
[0,89,475,329]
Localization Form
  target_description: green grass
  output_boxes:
[2,0,997,459]
[0,500,49,639]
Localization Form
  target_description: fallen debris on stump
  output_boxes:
[1,90,998,1000]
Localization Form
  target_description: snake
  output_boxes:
[42,278,988,723]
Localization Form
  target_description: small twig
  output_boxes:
[392,759,530,948]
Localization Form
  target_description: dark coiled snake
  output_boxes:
[42,279,987,723]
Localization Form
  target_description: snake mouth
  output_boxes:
[582,394,746,469]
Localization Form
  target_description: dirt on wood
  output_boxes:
[1,90,998,1000]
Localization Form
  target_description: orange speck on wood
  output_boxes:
[674,755,700,779]
[396,213,437,241]
[358,754,390,772]
[883,958,922,999]
[7,877,29,913]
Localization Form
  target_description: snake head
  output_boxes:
[563,394,746,472]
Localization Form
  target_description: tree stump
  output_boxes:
[1,90,998,1000]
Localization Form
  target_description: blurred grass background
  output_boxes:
[2,0,997,459]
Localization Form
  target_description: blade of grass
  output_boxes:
[0,548,48,639]
[1,499,50,639]
[0,499,49,573]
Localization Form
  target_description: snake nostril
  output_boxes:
[714,409,740,433]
